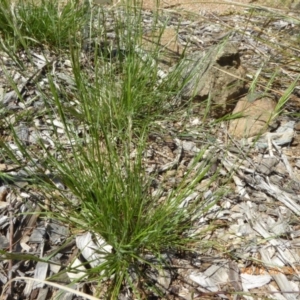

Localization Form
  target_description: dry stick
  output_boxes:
[5,188,13,296]
[0,187,10,296]
[1,277,99,300]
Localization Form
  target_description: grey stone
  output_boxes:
[179,41,246,116]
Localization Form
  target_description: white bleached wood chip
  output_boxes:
[233,174,249,199]
[56,128,64,134]
[64,60,72,68]
[270,220,290,236]
[255,223,300,283]
[189,265,230,299]
[276,121,295,133]
[252,121,295,149]
[261,244,300,272]
[204,263,229,284]
[146,265,172,294]
[67,258,88,281]
[32,262,48,289]
[31,52,47,68]
[259,240,299,291]
[229,219,256,238]
[190,117,201,126]
[76,232,112,271]
[49,256,62,274]
[39,131,55,148]
[55,72,76,87]
[240,274,272,290]
[156,268,171,293]
[20,235,31,252]
[273,20,290,29]
[182,140,200,152]
[272,274,299,300]
[257,156,278,175]
[268,284,287,300]
[2,90,18,105]
[222,158,250,199]
[178,191,198,208]
[0,235,9,249]
[0,272,7,285]
[28,227,46,243]
[7,142,23,159]
[251,216,285,248]
[20,192,31,198]
[51,177,65,190]
[0,216,9,228]
[46,119,65,129]
[272,142,294,178]
[221,200,231,209]
[245,174,300,216]
[272,255,286,267]
[47,222,69,245]
[189,272,218,292]
[36,288,49,300]
[277,246,300,265]
[0,87,4,101]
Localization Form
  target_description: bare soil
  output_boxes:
[139,0,293,14]
[28,0,295,13]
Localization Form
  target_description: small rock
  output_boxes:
[180,41,246,116]
[228,95,276,138]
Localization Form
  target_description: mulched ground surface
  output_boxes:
[1,3,300,299]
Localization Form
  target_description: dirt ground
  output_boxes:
[21,0,297,11]
[50,0,296,13]
[138,0,294,13]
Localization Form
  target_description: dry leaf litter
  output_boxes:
[0,2,300,299]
